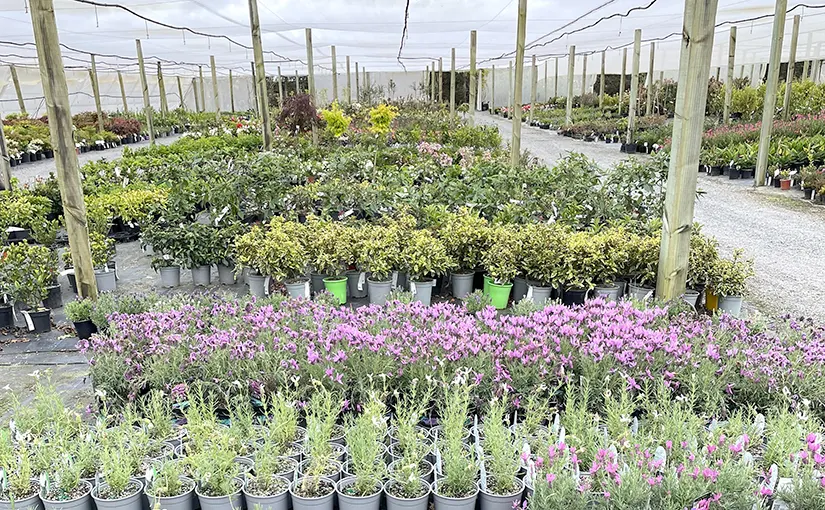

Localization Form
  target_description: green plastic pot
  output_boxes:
[483,275,492,296]
[488,281,512,309]
[323,277,348,304]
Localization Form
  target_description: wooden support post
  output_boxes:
[331,45,338,102]
[749,63,756,86]
[89,54,104,132]
[305,28,318,144]
[355,62,360,99]
[646,43,655,116]
[193,78,201,113]
[247,0,272,151]
[813,43,822,84]
[738,63,745,80]
[176,75,185,110]
[803,32,813,79]
[198,66,206,112]
[491,65,496,112]
[118,70,129,112]
[469,30,478,121]
[0,118,12,191]
[10,66,26,115]
[656,0,720,301]
[510,0,527,167]
[723,27,736,124]
[157,62,168,114]
[529,55,537,123]
[599,50,606,109]
[136,40,155,144]
[619,48,627,116]
[249,62,259,116]
[626,29,641,145]
[277,66,284,107]
[566,46,575,126]
[438,57,443,102]
[425,65,430,101]
[30,0,97,300]
[803,59,810,81]
[553,57,559,98]
[210,55,220,121]
[346,56,352,103]
[581,53,587,97]
[715,67,721,80]
[229,70,235,112]
[756,0,788,186]
[782,15,800,120]
[450,48,456,117]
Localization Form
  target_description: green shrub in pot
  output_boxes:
[436,210,491,274]
[359,225,402,282]
[1,243,54,310]
[687,226,719,290]
[188,434,242,498]
[434,373,478,499]
[520,223,567,286]
[480,398,521,496]
[708,249,754,298]
[177,223,222,270]
[0,430,37,502]
[625,231,661,289]
[144,460,193,498]
[558,231,599,291]
[343,394,386,496]
[236,219,308,283]
[40,439,93,502]
[481,227,519,284]
[402,229,455,283]
[65,298,94,323]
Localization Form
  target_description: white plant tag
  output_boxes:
[769,464,778,490]
[410,282,417,295]
[264,276,271,296]
[552,413,560,434]
[21,311,34,331]
[526,286,533,300]
[653,446,667,467]
[304,281,310,298]
[357,272,366,291]
[742,452,754,466]
[754,414,765,437]
[558,426,566,446]
[392,271,398,288]
[631,417,639,435]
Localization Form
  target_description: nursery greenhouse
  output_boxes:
[3,1,825,510]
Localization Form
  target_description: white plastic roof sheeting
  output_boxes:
[1,0,824,114]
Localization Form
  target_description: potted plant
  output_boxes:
[520,224,565,305]
[243,427,293,510]
[2,243,55,333]
[708,249,754,318]
[591,228,626,302]
[359,225,402,306]
[142,224,182,288]
[337,396,386,510]
[65,299,98,340]
[481,228,519,310]
[179,223,222,287]
[0,263,14,329]
[310,221,351,305]
[91,442,143,510]
[341,226,368,300]
[144,461,196,510]
[625,232,660,302]
[237,219,309,299]
[437,211,491,299]
[216,222,246,286]
[685,227,719,309]
[479,398,523,510]
[402,229,455,306]
[90,232,117,293]
[388,381,435,488]
[779,170,792,190]
[300,386,343,482]
[139,390,186,447]
[189,435,245,510]
[558,232,597,306]
[40,449,94,510]
[0,432,40,510]
[432,375,479,510]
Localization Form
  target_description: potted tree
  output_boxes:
[179,223,222,287]
[481,228,519,310]
[437,211,491,299]
[625,232,660,302]
[144,461,196,510]
[520,224,565,305]
[432,377,478,510]
[65,299,98,340]
[558,232,597,306]
[402,230,455,306]
[359,225,402,306]
[337,396,386,510]
[3,243,54,333]
[0,432,40,510]
[591,229,625,302]
[311,222,351,305]
[90,232,117,293]
[237,219,310,299]
[479,398,523,510]
[708,249,754,318]
[685,227,719,309]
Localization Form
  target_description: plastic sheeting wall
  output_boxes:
[0,65,257,117]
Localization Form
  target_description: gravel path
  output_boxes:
[478,113,825,322]
[12,134,183,186]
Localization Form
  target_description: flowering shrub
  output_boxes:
[81,295,825,413]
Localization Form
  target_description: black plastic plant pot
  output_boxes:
[0,305,13,328]
[773,178,782,188]
[67,271,78,294]
[74,320,98,340]
[27,309,52,334]
[562,288,588,306]
[624,143,637,154]
[710,166,723,176]
[804,188,814,199]
[728,168,741,180]
[43,284,63,310]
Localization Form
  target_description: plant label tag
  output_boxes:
[654,446,666,466]
[358,272,366,291]
[304,281,310,298]
[21,311,34,331]
[552,413,560,434]
[769,464,778,490]
[410,282,417,295]
[264,276,272,296]
[526,286,533,300]
[392,271,398,288]
[754,414,765,436]
[558,426,566,446]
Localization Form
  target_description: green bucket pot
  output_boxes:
[323,277,348,304]
[483,274,493,296]
[488,281,513,310]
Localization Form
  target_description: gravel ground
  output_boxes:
[478,113,825,322]
[12,133,183,186]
